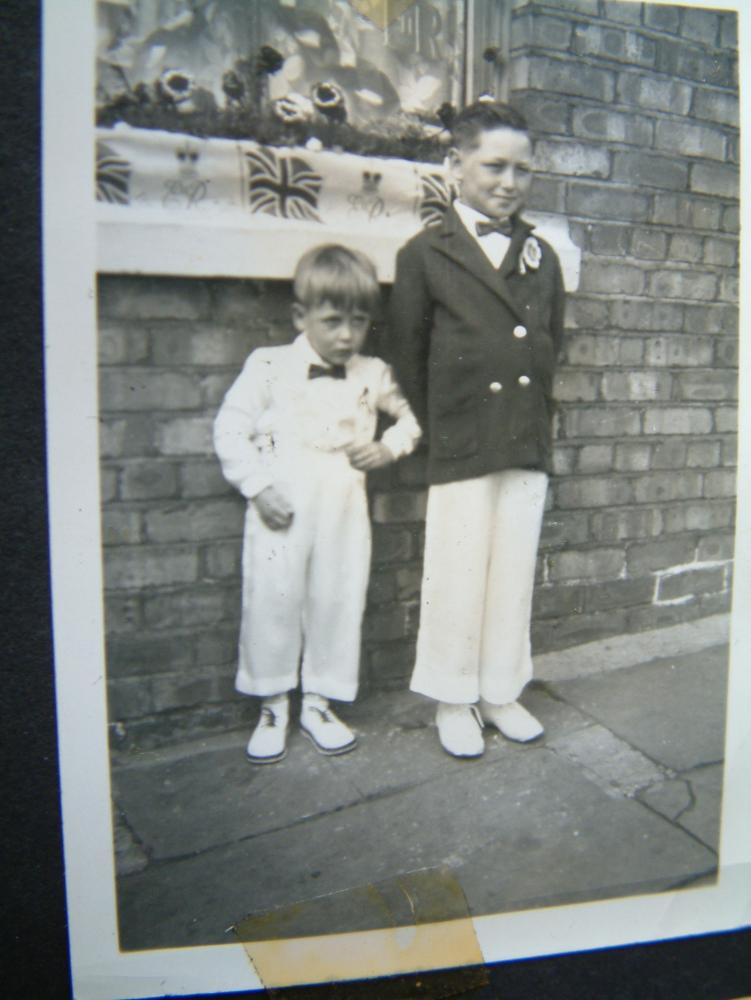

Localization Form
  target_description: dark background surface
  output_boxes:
[3,0,748,996]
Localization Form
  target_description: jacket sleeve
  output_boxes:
[213,351,275,500]
[549,249,566,364]
[374,362,422,460]
[387,238,433,434]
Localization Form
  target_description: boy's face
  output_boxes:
[451,126,533,220]
[293,301,371,365]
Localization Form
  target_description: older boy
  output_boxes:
[215,244,421,764]
[389,101,565,758]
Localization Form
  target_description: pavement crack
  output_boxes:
[672,778,697,825]
[635,796,718,858]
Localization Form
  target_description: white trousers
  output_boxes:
[410,468,548,706]
[235,450,371,702]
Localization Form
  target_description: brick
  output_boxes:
[372,490,427,524]
[209,280,264,323]
[100,467,118,503]
[203,540,241,579]
[104,593,142,633]
[394,566,422,602]
[627,537,696,576]
[515,94,569,135]
[566,297,610,330]
[555,476,634,509]
[102,508,142,546]
[667,234,703,264]
[553,371,600,402]
[681,501,735,532]
[699,590,732,616]
[676,370,736,402]
[720,12,738,49]
[656,41,734,88]
[99,415,155,459]
[648,270,717,300]
[680,9,720,44]
[652,193,722,229]
[99,325,149,365]
[643,407,712,435]
[120,461,179,500]
[564,334,618,367]
[533,608,628,650]
[651,440,688,470]
[515,55,616,102]
[567,183,649,222]
[721,437,737,466]
[364,604,409,642]
[151,325,258,367]
[539,510,590,547]
[108,677,154,719]
[655,120,725,160]
[612,151,688,191]
[686,440,721,468]
[104,545,199,590]
[697,533,735,562]
[149,672,223,714]
[564,406,641,438]
[368,568,396,606]
[719,273,738,303]
[704,469,736,498]
[588,224,629,256]
[644,335,714,368]
[585,577,654,612]
[610,299,682,332]
[194,626,238,666]
[616,73,691,114]
[552,446,576,476]
[643,4,680,32]
[603,2,641,25]
[572,108,653,147]
[627,602,704,632]
[179,459,230,498]
[155,416,214,455]
[683,303,737,335]
[576,444,613,473]
[602,371,671,401]
[99,277,210,321]
[703,238,737,267]
[580,260,645,295]
[630,229,667,260]
[367,642,416,684]
[690,162,738,199]
[106,632,193,677]
[533,584,585,619]
[658,566,725,601]
[534,140,610,179]
[372,524,414,563]
[692,88,739,128]
[512,13,572,50]
[144,498,244,543]
[614,443,651,473]
[529,176,565,213]
[200,373,237,407]
[633,471,703,503]
[591,506,663,542]
[100,369,202,411]
[142,587,234,629]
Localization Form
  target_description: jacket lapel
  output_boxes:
[430,206,532,322]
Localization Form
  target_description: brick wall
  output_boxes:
[100,0,738,749]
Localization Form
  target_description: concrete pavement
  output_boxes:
[112,635,728,953]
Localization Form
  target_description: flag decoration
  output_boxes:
[417,171,453,228]
[246,148,323,223]
[96,141,132,205]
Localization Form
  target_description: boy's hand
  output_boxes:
[347,442,394,471]
[253,485,294,530]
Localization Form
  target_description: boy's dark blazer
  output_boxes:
[388,204,566,485]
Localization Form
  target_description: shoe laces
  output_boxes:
[259,706,280,728]
[306,705,335,725]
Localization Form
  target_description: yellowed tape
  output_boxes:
[346,1,419,31]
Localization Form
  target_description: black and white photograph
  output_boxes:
[43,0,750,995]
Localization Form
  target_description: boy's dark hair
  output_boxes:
[451,100,529,150]
[293,243,380,314]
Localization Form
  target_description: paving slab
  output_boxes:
[548,646,729,772]
[117,740,717,951]
[547,722,666,798]
[676,763,724,850]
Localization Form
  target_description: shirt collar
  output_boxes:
[454,200,513,242]
[294,333,356,371]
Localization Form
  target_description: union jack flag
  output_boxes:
[96,142,131,205]
[418,171,453,229]
[246,148,323,223]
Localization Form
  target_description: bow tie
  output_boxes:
[476,218,514,237]
[308,363,347,380]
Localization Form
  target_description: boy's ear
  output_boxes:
[291,302,306,332]
[447,146,463,182]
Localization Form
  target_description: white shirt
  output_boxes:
[214,334,422,498]
[454,199,511,269]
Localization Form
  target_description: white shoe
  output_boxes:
[246,697,289,764]
[436,702,484,758]
[479,700,544,743]
[300,696,357,755]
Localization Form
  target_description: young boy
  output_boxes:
[214,244,421,764]
[389,101,565,758]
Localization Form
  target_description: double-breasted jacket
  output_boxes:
[388,205,565,485]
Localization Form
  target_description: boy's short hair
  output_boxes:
[293,244,381,315]
[451,101,529,151]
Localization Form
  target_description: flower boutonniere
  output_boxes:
[518,236,542,275]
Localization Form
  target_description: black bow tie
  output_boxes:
[308,363,347,380]
[476,218,514,237]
